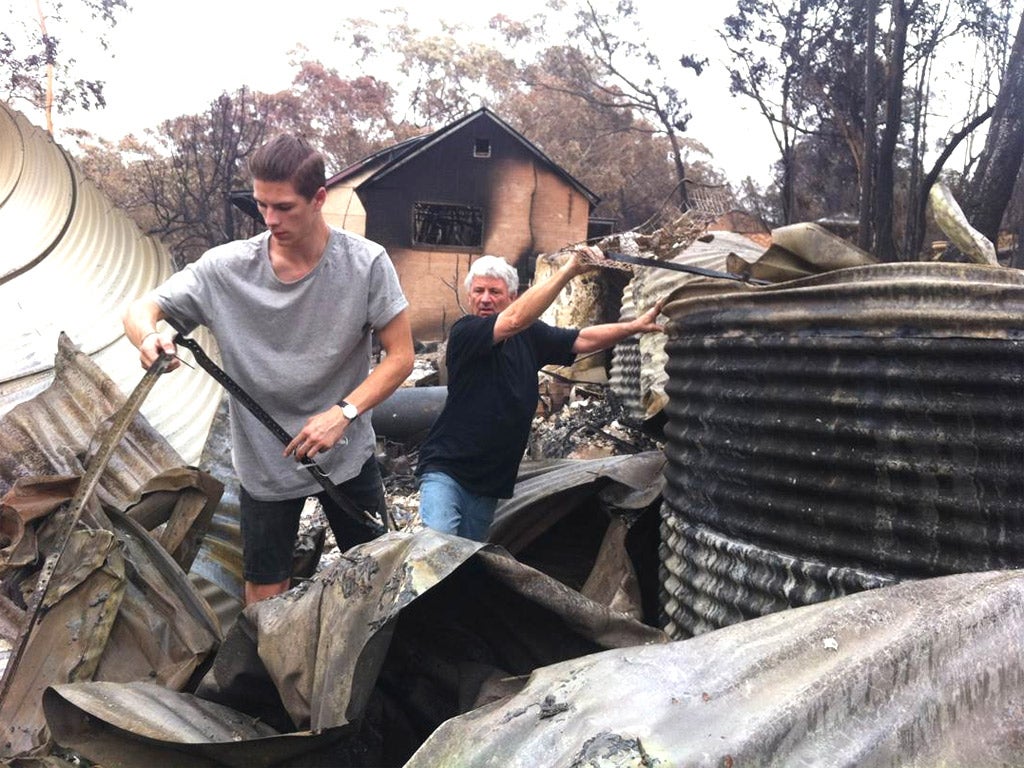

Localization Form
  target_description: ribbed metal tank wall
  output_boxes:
[608,231,764,423]
[0,100,222,465]
[660,263,1024,639]
[608,287,645,421]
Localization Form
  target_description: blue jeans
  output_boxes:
[418,471,499,542]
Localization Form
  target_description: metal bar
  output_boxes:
[0,352,172,705]
[605,251,772,285]
[170,332,386,531]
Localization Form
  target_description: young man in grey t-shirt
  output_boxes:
[124,135,414,605]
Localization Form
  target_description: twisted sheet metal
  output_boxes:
[0,334,185,508]
[660,262,1024,639]
[46,530,666,767]
[0,101,222,464]
[610,231,764,421]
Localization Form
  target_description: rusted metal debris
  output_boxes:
[1,352,173,707]
[44,530,667,768]
[0,337,223,759]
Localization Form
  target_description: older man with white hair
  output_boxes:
[415,247,664,541]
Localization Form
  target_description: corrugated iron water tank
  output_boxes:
[660,262,1024,639]
[0,100,223,465]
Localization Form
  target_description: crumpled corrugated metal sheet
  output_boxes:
[0,336,223,758]
[2,503,126,758]
[726,221,877,283]
[45,529,667,767]
[0,334,183,507]
[490,453,666,622]
[610,230,765,419]
[405,569,1024,767]
[0,100,222,465]
[1,487,223,758]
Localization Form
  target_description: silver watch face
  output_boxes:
[341,402,358,420]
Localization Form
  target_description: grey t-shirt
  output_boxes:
[153,228,408,500]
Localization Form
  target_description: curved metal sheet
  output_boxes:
[0,99,23,208]
[492,453,666,550]
[2,176,171,378]
[661,510,896,637]
[405,570,1024,767]
[664,261,1024,338]
[44,681,332,768]
[626,230,764,419]
[46,530,666,767]
[0,334,185,507]
[727,220,878,283]
[0,102,75,283]
[491,454,666,623]
[0,101,222,465]
[660,262,1024,638]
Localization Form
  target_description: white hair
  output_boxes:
[465,255,519,295]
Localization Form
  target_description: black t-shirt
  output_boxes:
[416,314,579,498]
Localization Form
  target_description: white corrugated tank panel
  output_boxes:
[2,175,170,377]
[0,100,222,465]
[0,102,75,282]
[632,231,765,418]
[0,100,22,205]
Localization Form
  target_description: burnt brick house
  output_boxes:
[322,108,601,340]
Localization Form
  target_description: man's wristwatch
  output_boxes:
[339,400,359,421]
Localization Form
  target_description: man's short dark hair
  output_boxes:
[248,134,326,200]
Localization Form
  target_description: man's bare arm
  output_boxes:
[572,299,666,354]
[492,247,598,343]
[123,295,180,370]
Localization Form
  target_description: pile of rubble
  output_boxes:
[527,390,662,461]
[305,359,664,575]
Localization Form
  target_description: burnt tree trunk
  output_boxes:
[873,0,913,261]
[858,0,878,252]
[965,10,1024,246]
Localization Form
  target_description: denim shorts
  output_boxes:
[240,456,387,584]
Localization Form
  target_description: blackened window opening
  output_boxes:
[413,203,484,247]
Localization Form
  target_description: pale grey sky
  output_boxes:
[11,0,776,185]
[12,0,1006,187]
